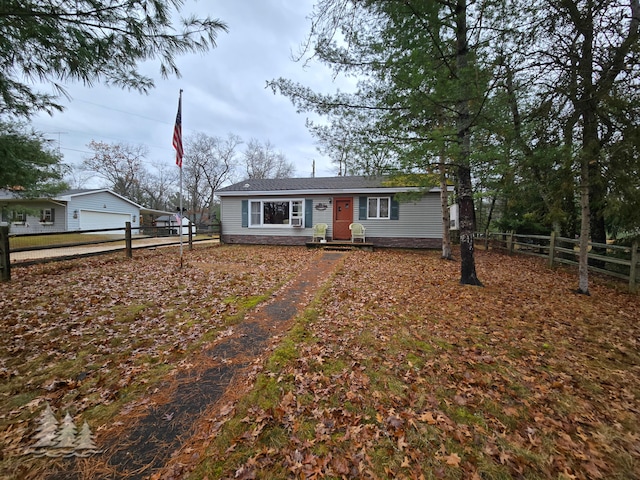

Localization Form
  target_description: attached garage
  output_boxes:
[79,210,132,232]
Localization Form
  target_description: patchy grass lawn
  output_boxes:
[1,246,639,479]
[9,233,125,250]
[183,249,640,480]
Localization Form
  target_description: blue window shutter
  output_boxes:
[359,197,367,220]
[241,200,248,227]
[390,197,399,220]
[305,199,313,228]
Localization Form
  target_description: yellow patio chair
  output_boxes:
[312,223,328,242]
[349,223,366,243]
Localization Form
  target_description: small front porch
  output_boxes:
[305,240,374,252]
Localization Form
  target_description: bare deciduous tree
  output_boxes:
[242,139,295,179]
[81,141,147,204]
[184,132,240,224]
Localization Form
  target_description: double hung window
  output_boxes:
[367,197,390,219]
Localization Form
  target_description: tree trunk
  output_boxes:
[439,158,452,260]
[578,157,591,295]
[456,0,482,286]
[486,195,497,231]
[588,166,607,268]
[458,165,482,285]
[575,2,597,295]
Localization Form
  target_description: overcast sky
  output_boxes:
[30,0,350,186]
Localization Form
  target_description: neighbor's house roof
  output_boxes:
[55,189,144,209]
[0,188,161,212]
[216,176,444,197]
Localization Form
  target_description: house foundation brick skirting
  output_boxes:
[369,237,441,249]
[221,234,309,246]
[221,234,441,249]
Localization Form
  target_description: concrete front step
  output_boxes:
[306,241,373,252]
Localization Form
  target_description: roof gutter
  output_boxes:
[216,186,446,197]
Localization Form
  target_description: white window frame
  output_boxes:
[367,197,391,219]
[40,208,54,224]
[249,199,304,227]
[12,211,26,225]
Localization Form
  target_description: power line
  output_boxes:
[71,98,174,126]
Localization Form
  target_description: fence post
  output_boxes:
[507,231,514,254]
[188,223,193,251]
[548,231,556,267]
[0,226,10,282]
[125,222,132,258]
[630,240,638,293]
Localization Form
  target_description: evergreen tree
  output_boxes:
[0,0,228,118]
[0,122,68,196]
[270,0,508,285]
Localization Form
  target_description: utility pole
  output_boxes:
[45,131,67,155]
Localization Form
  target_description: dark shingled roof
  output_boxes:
[217,176,392,194]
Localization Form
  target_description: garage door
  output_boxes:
[80,211,131,232]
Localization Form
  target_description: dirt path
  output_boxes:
[47,251,345,479]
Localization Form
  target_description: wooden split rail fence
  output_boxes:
[0,222,221,282]
[479,231,639,293]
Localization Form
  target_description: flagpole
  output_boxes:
[173,89,184,268]
[178,89,183,268]
[179,154,183,267]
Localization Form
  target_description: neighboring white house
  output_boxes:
[216,176,451,248]
[0,189,142,234]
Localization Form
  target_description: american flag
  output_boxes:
[172,94,183,168]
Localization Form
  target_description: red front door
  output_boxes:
[333,197,353,240]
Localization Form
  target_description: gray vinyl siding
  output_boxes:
[354,195,441,238]
[5,202,66,234]
[310,197,333,238]
[221,193,441,239]
[220,197,245,234]
[68,192,139,231]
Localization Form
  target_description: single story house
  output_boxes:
[216,176,453,248]
[0,188,143,234]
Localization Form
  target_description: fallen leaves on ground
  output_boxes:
[192,249,640,480]
[0,244,317,477]
[2,246,639,479]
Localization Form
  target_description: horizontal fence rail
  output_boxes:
[1,222,221,281]
[477,231,639,293]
